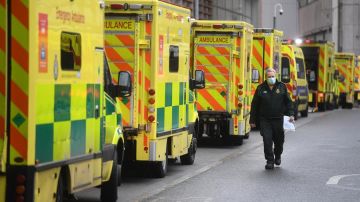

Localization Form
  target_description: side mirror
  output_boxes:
[252,69,259,83]
[118,71,132,97]
[194,70,205,89]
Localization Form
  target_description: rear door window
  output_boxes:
[296,58,305,79]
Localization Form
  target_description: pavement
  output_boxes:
[73,108,360,202]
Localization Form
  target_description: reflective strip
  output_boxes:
[195,41,230,112]
[0,0,6,156]
[9,0,29,164]
[318,48,325,91]
[105,32,135,127]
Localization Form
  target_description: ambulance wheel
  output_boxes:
[347,103,353,109]
[243,132,250,139]
[226,135,243,146]
[101,151,118,202]
[153,149,168,178]
[318,103,325,112]
[294,101,299,120]
[55,174,64,202]
[301,105,308,117]
[180,137,197,165]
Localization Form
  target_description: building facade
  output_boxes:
[168,0,258,24]
[298,0,360,55]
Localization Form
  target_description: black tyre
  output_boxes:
[55,174,64,202]
[180,137,197,165]
[318,103,325,112]
[347,103,353,109]
[293,100,299,120]
[243,132,250,139]
[153,147,168,178]
[226,135,243,146]
[300,104,308,117]
[101,151,118,202]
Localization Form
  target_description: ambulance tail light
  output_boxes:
[148,98,155,105]
[304,39,312,44]
[110,4,125,10]
[238,90,243,96]
[15,174,26,202]
[148,115,155,122]
[148,106,155,113]
[148,89,155,96]
[238,103,243,108]
[213,24,223,29]
[238,84,243,89]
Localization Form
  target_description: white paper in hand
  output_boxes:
[283,116,295,132]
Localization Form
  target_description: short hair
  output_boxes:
[266,68,276,75]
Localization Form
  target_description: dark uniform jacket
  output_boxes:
[250,80,294,123]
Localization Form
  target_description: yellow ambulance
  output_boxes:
[281,42,309,119]
[298,40,336,111]
[251,29,283,91]
[104,0,205,177]
[335,53,355,109]
[1,1,124,201]
[354,55,360,104]
[190,20,253,144]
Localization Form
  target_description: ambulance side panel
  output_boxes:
[0,0,7,200]
[5,1,113,201]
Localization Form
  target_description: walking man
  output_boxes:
[250,68,294,170]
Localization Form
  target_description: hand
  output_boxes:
[250,123,256,128]
[289,116,295,123]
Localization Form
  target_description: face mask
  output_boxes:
[267,77,276,85]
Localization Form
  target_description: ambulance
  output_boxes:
[354,56,360,104]
[104,0,205,177]
[1,1,124,201]
[251,29,283,90]
[334,53,355,109]
[281,42,309,119]
[251,28,283,127]
[298,40,336,111]
[191,20,253,144]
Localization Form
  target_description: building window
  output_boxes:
[61,32,81,71]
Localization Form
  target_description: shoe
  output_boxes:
[265,162,274,170]
[275,158,281,166]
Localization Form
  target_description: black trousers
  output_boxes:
[260,118,284,163]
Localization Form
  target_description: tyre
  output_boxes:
[180,137,197,165]
[300,104,308,117]
[55,174,64,202]
[153,146,168,178]
[101,150,118,202]
[318,103,325,112]
[294,100,299,120]
[226,135,243,146]
[243,132,250,139]
[347,103,353,109]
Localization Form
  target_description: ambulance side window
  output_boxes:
[296,58,305,79]
[281,57,290,83]
[61,32,81,71]
[169,45,179,72]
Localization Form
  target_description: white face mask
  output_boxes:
[267,77,276,85]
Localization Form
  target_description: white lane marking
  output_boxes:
[326,175,353,185]
[326,174,360,191]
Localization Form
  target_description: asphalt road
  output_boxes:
[73,108,360,202]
